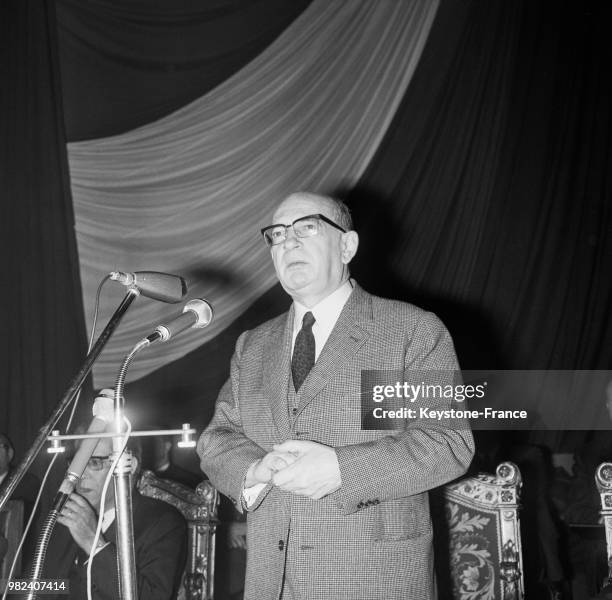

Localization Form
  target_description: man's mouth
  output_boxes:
[286,260,307,269]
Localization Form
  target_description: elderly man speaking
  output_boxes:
[198,192,474,600]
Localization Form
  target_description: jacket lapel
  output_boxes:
[263,307,294,437]
[296,284,373,413]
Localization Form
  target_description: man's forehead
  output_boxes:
[272,193,335,223]
[0,435,11,448]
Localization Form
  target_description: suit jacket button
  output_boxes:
[278,540,285,551]
[292,407,298,415]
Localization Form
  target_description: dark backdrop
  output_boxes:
[1,0,611,475]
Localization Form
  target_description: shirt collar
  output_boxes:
[293,279,354,334]
[102,507,116,532]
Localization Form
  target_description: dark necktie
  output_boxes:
[291,311,316,391]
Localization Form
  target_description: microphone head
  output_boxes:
[146,297,214,343]
[109,271,187,303]
[183,298,213,328]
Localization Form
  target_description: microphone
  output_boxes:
[109,271,187,303]
[55,390,114,501]
[146,298,213,343]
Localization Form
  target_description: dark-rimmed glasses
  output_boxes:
[261,213,346,247]
[65,455,112,471]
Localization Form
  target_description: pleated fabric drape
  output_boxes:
[0,0,89,457]
[67,0,440,386]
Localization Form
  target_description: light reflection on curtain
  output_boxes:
[68,0,439,386]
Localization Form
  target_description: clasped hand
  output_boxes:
[251,440,341,500]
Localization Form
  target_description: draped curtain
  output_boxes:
[57,0,314,141]
[125,0,612,434]
[2,0,611,459]
[350,0,612,372]
[1,5,610,595]
[0,0,89,459]
[66,0,441,386]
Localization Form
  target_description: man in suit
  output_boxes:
[198,192,474,599]
[150,432,202,489]
[0,432,41,567]
[42,432,186,599]
[0,433,40,522]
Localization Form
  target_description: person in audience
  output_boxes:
[0,432,42,571]
[0,433,40,521]
[150,433,202,489]
[41,430,187,599]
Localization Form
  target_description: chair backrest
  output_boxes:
[138,470,219,600]
[0,499,24,581]
[435,462,524,600]
[594,462,612,586]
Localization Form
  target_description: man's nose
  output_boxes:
[282,227,301,248]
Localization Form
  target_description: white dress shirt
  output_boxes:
[243,279,354,506]
[101,507,115,532]
[291,279,354,360]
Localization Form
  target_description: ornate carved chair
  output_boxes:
[435,462,524,600]
[138,470,219,600]
[595,462,612,588]
[0,499,24,581]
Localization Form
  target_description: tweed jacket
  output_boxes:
[198,284,474,600]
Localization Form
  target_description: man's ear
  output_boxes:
[8,447,14,463]
[340,231,359,264]
[130,454,139,476]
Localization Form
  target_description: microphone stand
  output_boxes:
[0,289,140,512]
[111,437,137,600]
[111,336,151,600]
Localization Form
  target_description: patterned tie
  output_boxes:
[291,311,316,391]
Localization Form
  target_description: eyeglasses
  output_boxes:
[261,213,346,247]
[69,455,112,471]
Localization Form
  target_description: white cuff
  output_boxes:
[242,483,266,507]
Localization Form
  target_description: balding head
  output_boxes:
[274,192,354,231]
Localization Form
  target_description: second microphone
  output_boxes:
[146,298,213,343]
